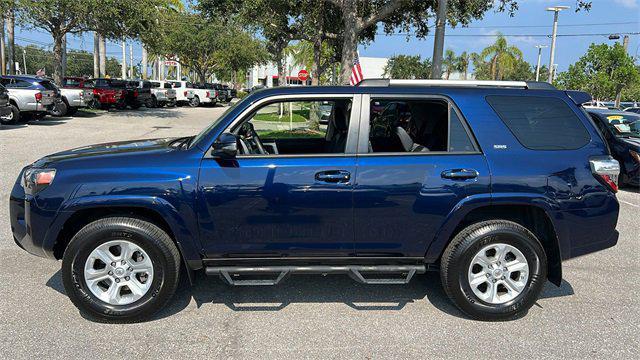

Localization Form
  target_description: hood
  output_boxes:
[32,138,178,167]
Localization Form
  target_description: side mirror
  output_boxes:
[212,133,238,159]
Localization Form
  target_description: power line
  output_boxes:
[459,21,638,29]
[378,32,640,37]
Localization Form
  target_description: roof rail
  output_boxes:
[356,78,556,90]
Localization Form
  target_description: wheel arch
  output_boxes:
[427,199,562,286]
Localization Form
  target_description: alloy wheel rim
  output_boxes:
[83,240,154,306]
[467,243,530,305]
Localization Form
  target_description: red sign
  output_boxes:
[297,69,309,81]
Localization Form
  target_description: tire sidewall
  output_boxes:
[62,222,176,320]
[451,226,546,319]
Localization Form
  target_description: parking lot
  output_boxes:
[0,107,638,359]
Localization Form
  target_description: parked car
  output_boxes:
[124,80,153,109]
[0,75,56,123]
[149,81,177,108]
[169,81,195,106]
[53,77,93,116]
[191,83,218,107]
[90,78,126,110]
[587,108,640,187]
[204,83,228,104]
[623,107,640,114]
[10,79,620,322]
[0,82,13,124]
[221,84,237,103]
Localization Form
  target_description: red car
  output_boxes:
[88,78,126,110]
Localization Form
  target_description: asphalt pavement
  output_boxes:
[0,106,638,359]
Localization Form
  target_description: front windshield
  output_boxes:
[604,113,640,138]
[189,100,243,148]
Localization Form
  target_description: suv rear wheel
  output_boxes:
[62,217,181,322]
[440,220,547,321]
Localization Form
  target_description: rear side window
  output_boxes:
[487,96,590,150]
[163,83,171,89]
[39,80,57,91]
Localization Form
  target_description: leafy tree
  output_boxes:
[442,49,456,80]
[18,44,120,78]
[456,51,471,80]
[216,27,269,87]
[555,43,639,102]
[383,55,431,79]
[478,33,522,80]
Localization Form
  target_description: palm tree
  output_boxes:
[442,49,456,80]
[456,51,470,80]
[480,33,523,80]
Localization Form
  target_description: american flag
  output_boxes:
[349,52,364,85]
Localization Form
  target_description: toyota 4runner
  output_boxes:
[10,80,620,322]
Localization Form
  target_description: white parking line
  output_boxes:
[619,200,639,208]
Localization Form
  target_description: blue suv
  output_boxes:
[10,80,620,322]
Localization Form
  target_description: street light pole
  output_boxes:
[535,45,547,81]
[546,6,569,83]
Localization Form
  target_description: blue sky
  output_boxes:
[13,0,640,74]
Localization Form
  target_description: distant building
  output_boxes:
[246,55,389,88]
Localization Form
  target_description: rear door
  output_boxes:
[353,94,490,257]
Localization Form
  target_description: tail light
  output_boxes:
[206,91,210,98]
[134,90,138,97]
[215,90,219,97]
[184,91,188,96]
[35,92,43,102]
[93,89,99,95]
[590,156,620,193]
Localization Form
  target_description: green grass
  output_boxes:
[257,129,325,138]
[253,109,309,123]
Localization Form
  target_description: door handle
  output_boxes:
[441,169,479,180]
[315,170,351,184]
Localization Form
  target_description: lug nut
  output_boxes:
[121,260,126,265]
[128,267,133,271]
[125,276,130,281]
[492,279,497,283]
[108,271,113,275]
[111,262,116,266]
[486,273,491,277]
[501,276,505,280]
[503,267,508,271]
[115,278,120,283]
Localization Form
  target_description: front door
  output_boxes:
[353,95,490,257]
[198,95,360,258]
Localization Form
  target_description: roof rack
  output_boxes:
[356,78,556,90]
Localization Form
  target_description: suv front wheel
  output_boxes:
[62,217,181,322]
[440,220,547,321]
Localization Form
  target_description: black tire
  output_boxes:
[1,104,20,124]
[62,217,181,322]
[148,96,158,108]
[50,100,68,117]
[189,96,200,107]
[440,220,547,321]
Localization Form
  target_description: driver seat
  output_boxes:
[326,102,350,153]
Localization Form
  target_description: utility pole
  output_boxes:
[121,39,127,79]
[546,5,569,83]
[535,45,547,81]
[1,17,5,75]
[129,43,133,79]
[614,35,630,108]
[430,0,448,79]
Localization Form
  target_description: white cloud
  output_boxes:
[612,0,638,8]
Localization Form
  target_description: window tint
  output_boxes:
[171,81,181,88]
[487,96,590,150]
[163,83,171,89]
[63,78,81,87]
[12,80,34,89]
[233,99,352,156]
[368,99,476,153]
[83,80,94,88]
[39,80,57,91]
[150,82,160,88]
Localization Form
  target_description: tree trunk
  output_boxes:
[61,35,67,78]
[276,48,286,87]
[121,40,127,79]
[430,0,447,79]
[141,46,148,80]
[491,56,498,80]
[311,36,322,86]
[1,17,6,75]
[93,32,100,78]
[339,0,358,84]
[99,35,106,77]
[7,8,15,75]
[52,31,64,84]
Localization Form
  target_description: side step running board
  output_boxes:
[205,265,426,286]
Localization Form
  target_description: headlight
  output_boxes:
[23,168,56,193]
[630,150,640,164]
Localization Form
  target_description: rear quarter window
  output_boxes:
[486,95,591,150]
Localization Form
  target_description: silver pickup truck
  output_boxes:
[50,77,92,116]
[0,75,56,123]
[149,81,177,107]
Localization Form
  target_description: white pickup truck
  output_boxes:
[189,83,218,107]
[168,81,196,106]
[149,81,177,107]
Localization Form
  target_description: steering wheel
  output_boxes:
[238,122,267,155]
